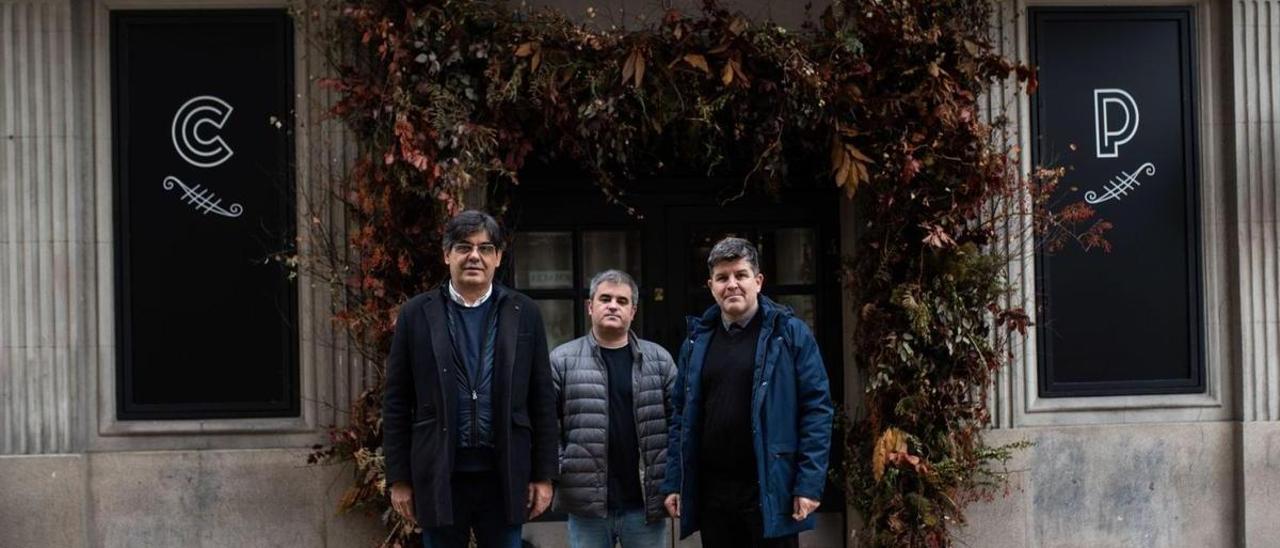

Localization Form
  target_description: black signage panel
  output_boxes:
[1030,8,1204,397]
[112,11,298,418]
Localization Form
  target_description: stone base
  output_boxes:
[5,423,1274,548]
[959,422,1238,548]
[0,449,383,548]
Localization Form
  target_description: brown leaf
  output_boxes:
[633,50,646,88]
[621,49,637,85]
[732,60,750,87]
[847,145,874,163]
[728,16,748,35]
[338,486,361,511]
[514,41,537,58]
[531,50,542,72]
[683,53,710,73]
[830,137,846,171]
[720,62,734,86]
[872,428,909,482]
[834,157,850,188]
[848,161,863,196]
[921,224,957,248]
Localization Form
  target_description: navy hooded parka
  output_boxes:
[662,295,835,539]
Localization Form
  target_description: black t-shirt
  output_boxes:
[698,312,763,484]
[602,343,644,509]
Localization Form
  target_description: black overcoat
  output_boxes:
[382,284,559,526]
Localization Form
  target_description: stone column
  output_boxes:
[1234,1,1280,545]
[0,0,93,456]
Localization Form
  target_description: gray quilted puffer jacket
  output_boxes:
[549,332,677,523]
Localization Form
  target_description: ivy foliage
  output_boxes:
[310,1,1107,546]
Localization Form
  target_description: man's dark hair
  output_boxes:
[442,210,504,252]
[588,269,640,303]
[706,236,760,275]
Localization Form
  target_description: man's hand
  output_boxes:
[390,482,415,524]
[664,493,681,519]
[526,480,553,520]
[792,496,820,521]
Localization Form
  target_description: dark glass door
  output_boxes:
[505,184,841,385]
[505,181,845,514]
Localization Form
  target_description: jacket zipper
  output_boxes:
[680,333,694,510]
[471,389,478,444]
[601,346,609,508]
[634,352,647,514]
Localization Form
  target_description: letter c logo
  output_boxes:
[171,95,234,168]
[1093,88,1140,159]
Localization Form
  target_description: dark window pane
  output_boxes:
[1030,8,1204,396]
[535,299,577,349]
[689,227,757,285]
[514,232,573,289]
[583,230,641,285]
[775,294,817,332]
[113,10,298,419]
[774,228,817,285]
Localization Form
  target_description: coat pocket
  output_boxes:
[412,404,437,426]
[409,417,445,483]
[767,446,798,513]
[510,412,534,484]
[512,412,532,430]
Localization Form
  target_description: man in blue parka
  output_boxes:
[661,237,835,548]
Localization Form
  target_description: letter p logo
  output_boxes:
[1093,88,1139,159]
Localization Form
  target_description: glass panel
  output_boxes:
[583,231,643,333]
[776,294,817,331]
[535,299,577,349]
[774,228,817,285]
[513,232,573,289]
[689,227,757,285]
[582,231,642,286]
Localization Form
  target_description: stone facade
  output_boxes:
[2,0,1277,547]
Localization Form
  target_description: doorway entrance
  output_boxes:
[504,182,840,364]
[502,178,846,517]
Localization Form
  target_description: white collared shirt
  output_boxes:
[447,280,493,308]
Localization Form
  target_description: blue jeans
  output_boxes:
[567,507,668,548]
[423,472,523,548]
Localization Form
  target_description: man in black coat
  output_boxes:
[383,210,559,548]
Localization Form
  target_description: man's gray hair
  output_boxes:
[706,236,760,275]
[588,269,640,303]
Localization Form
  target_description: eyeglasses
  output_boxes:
[451,242,498,257]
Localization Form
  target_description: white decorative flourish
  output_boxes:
[1085,162,1156,205]
[163,176,244,218]
[171,95,235,168]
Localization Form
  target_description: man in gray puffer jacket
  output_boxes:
[550,269,677,548]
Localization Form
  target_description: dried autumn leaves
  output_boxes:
[513,40,542,72]
[870,425,931,481]
[509,10,861,198]
[832,127,875,198]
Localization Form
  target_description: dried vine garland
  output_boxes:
[306,1,1108,546]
